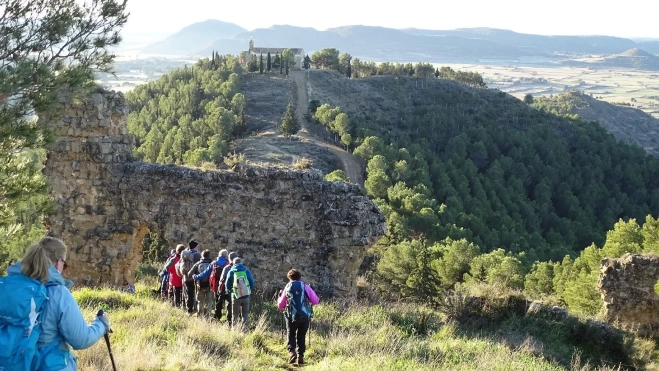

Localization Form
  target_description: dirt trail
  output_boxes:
[289,70,364,186]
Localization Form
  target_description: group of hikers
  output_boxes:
[0,236,319,370]
[158,239,320,364]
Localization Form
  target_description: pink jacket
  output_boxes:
[277,280,320,310]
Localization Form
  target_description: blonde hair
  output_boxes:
[21,236,68,283]
[176,244,186,254]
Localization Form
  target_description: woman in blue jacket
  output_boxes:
[6,236,110,370]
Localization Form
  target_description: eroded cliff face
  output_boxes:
[42,89,386,297]
[598,253,659,336]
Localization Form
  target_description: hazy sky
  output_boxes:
[122,0,659,39]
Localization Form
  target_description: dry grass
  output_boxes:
[67,280,657,371]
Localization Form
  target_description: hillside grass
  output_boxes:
[67,271,654,371]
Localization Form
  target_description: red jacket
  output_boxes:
[167,254,182,287]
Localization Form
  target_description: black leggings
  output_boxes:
[286,317,309,355]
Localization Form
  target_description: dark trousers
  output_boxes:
[173,286,183,307]
[184,280,196,313]
[214,292,231,320]
[286,317,309,356]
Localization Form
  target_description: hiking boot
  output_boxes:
[297,354,304,364]
[288,352,297,364]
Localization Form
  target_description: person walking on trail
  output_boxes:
[225,257,255,331]
[159,249,175,302]
[178,239,202,314]
[189,249,214,317]
[164,244,185,308]
[218,251,238,323]
[277,269,319,365]
[0,237,111,370]
[194,249,232,321]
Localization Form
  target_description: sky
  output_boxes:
[121,0,659,40]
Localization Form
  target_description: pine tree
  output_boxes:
[259,53,263,74]
[346,61,352,78]
[285,61,289,77]
[280,103,300,137]
[267,51,272,72]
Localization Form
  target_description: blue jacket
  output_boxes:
[225,264,255,299]
[7,262,108,371]
[193,256,229,281]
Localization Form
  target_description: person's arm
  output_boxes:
[194,261,214,281]
[305,284,320,305]
[53,286,107,350]
[277,285,288,310]
[219,265,230,283]
[247,269,255,291]
[164,255,175,271]
[225,270,234,293]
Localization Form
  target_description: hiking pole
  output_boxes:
[97,310,117,371]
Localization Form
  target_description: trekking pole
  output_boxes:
[97,310,117,371]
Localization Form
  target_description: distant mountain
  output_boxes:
[637,41,659,54]
[142,19,247,55]
[560,48,659,70]
[145,22,659,65]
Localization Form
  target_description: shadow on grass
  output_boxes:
[447,295,637,370]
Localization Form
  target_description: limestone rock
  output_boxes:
[598,253,659,336]
[42,89,386,298]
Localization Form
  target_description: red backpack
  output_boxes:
[210,260,230,294]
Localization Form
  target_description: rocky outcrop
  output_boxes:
[598,253,659,336]
[41,89,386,297]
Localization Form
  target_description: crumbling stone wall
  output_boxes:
[598,253,659,336]
[42,89,386,297]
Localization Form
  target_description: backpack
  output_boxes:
[0,273,56,371]
[176,250,194,279]
[232,270,251,298]
[284,281,312,322]
[210,261,230,294]
[196,260,212,288]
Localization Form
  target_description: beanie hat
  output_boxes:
[188,239,198,249]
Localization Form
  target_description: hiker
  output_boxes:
[193,249,233,321]
[0,236,110,370]
[277,269,319,365]
[217,251,238,323]
[189,249,214,317]
[178,239,202,314]
[120,281,135,294]
[225,257,255,331]
[164,244,186,308]
[159,249,175,301]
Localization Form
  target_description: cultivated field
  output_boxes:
[441,64,659,118]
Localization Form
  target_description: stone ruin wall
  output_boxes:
[598,253,659,336]
[42,89,386,298]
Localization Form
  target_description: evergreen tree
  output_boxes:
[273,53,281,69]
[259,53,263,74]
[346,61,352,78]
[0,0,128,227]
[267,51,272,72]
[280,103,300,137]
[303,55,311,69]
[285,61,289,77]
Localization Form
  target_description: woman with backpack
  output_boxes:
[164,244,186,308]
[0,236,110,370]
[277,269,319,365]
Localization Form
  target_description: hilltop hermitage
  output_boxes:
[244,39,305,70]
